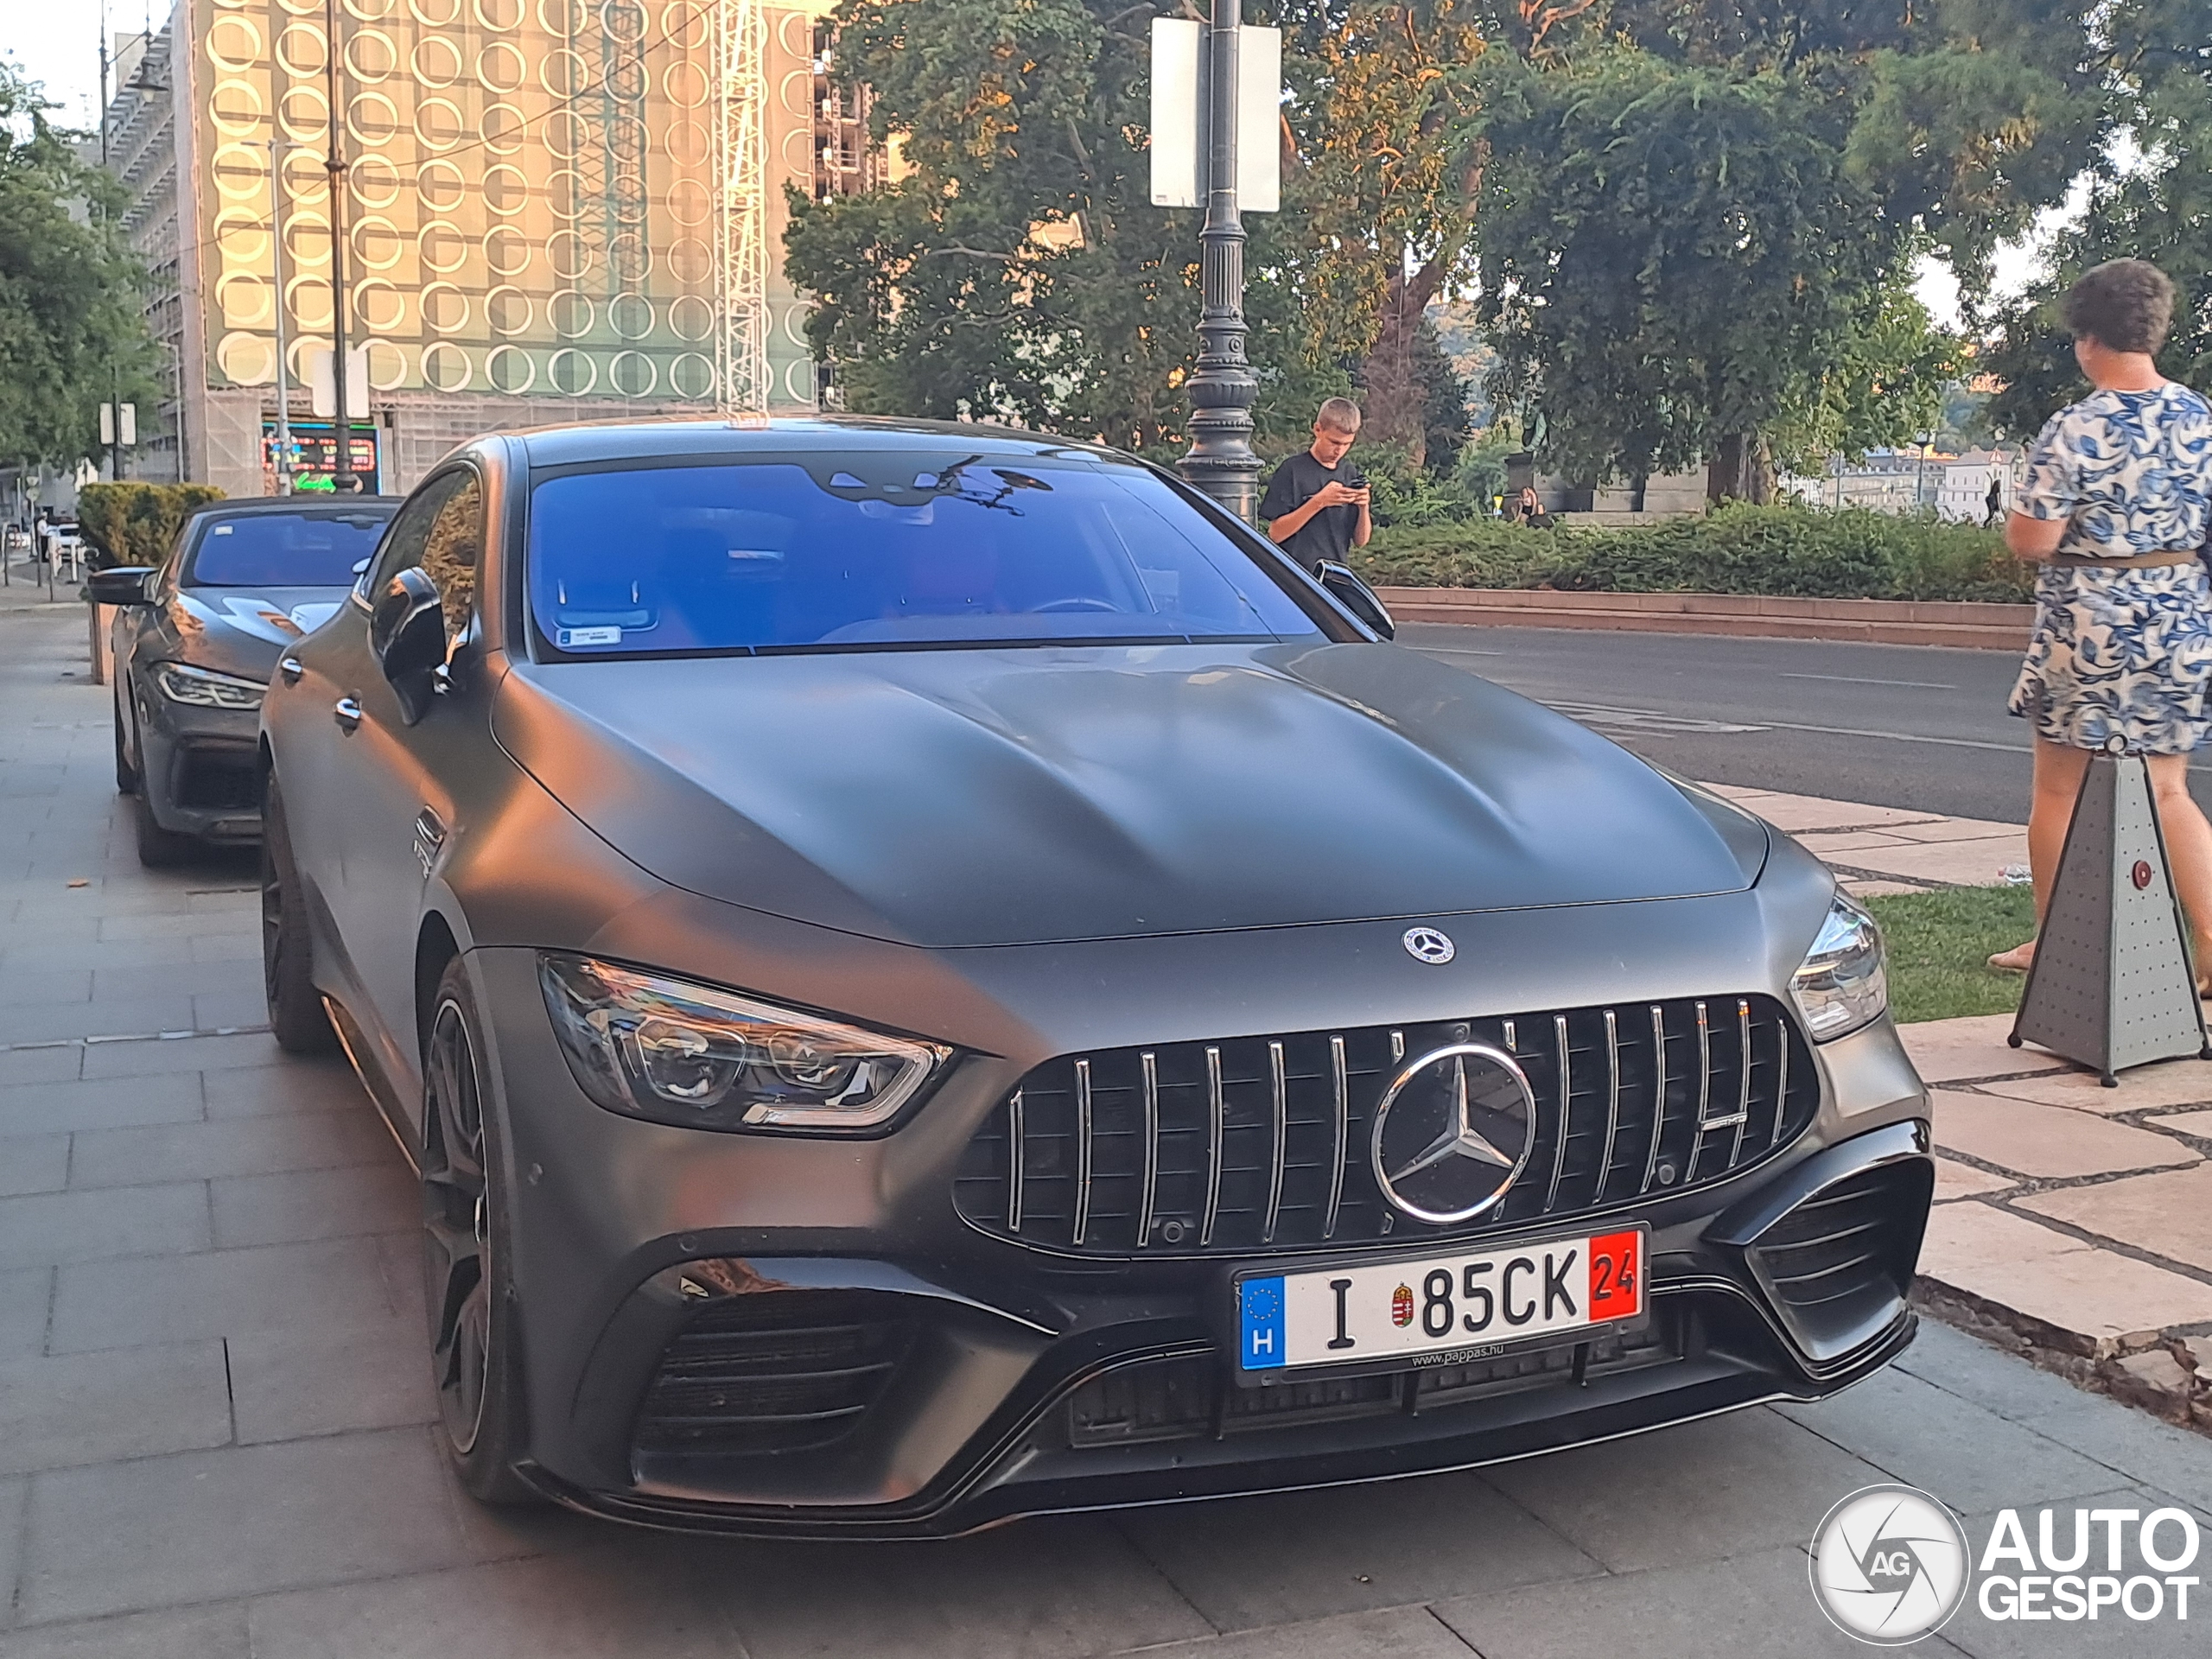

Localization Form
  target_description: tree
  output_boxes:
[1281,0,1485,461]
[1981,0,2212,436]
[1462,0,2100,499]
[784,0,1198,448]
[0,64,160,470]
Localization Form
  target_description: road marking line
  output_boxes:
[1781,672,1958,690]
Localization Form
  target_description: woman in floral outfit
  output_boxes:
[1993,259,2212,976]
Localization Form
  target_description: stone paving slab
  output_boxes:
[1433,1546,1944,1659]
[1934,1154,2016,1200]
[2016,1165,2212,1278]
[1114,1607,1478,1659]
[1918,1202,2212,1355]
[2149,1108,2212,1137]
[1929,1090,2200,1179]
[1118,1471,1599,1629]
[1835,835,2032,887]
[1980,1058,2212,1116]
[1899,1014,2070,1085]
[0,1343,233,1477]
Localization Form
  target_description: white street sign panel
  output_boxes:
[1150,19,1202,208]
[308,346,371,420]
[1149,19,1281,213]
[1236,25,1280,213]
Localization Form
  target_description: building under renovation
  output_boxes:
[101,0,878,497]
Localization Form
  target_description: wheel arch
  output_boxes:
[416,911,464,1058]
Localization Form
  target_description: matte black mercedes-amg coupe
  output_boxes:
[258,418,1931,1536]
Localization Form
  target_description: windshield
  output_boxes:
[184,510,392,588]
[524,454,1323,656]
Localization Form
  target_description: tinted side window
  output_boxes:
[371,471,482,641]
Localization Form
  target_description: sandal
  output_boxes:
[1988,942,2036,974]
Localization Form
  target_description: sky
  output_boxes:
[10,0,2074,329]
[3,0,138,130]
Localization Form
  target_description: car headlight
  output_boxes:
[152,662,265,710]
[1790,894,1888,1042]
[538,953,951,1132]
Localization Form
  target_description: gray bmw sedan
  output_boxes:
[259,417,1931,1536]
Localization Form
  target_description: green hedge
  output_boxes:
[76,482,226,569]
[1348,502,2032,604]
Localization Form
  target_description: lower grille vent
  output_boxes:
[176,747,259,811]
[1066,1320,1680,1450]
[1750,1159,1930,1362]
[632,1290,917,1459]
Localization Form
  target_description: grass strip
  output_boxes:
[1864,885,2037,1026]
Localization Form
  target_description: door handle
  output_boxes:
[413,808,448,876]
[278,656,304,684]
[332,696,362,734]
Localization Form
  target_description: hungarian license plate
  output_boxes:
[1235,1226,1646,1375]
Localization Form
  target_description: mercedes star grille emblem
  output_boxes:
[1370,1043,1535,1224]
[1402,926,1455,964]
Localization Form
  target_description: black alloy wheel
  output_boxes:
[420,958,537,1503]
[261,776,337,1053]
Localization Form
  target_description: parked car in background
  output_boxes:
[90,496,398,865]
[259,417,1929,1537]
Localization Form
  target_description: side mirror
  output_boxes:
[370,566,447,723]
[1314,561,1395,639]
[85,567,156,607]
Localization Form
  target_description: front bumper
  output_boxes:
[139,692,261,842]
[462,935,1933,1539]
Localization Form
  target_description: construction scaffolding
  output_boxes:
[716,0,772,415]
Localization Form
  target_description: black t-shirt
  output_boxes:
[1258,451,1366,570]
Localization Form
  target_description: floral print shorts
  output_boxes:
[2008,563,2212,753]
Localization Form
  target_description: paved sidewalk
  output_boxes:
[1703,783,2029,896]
[8,603,2212,1658]
[1904,1017,2212,1413]
[1708,788,2212,1410]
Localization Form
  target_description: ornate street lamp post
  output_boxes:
[325,0,359,491]
[1176,0,1261,522]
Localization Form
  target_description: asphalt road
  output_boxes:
[1404,620,2212,823]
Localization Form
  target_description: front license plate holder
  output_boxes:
[1228,1224,1649,1385]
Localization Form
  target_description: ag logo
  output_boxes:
[1809,1484,1970,1644]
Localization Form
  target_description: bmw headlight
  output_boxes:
[153,662,265,710]
[538,953,951,1133]
[1790,895,1888,1042]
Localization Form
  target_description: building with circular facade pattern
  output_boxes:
[100,0,885,494]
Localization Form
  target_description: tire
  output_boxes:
[420,957,541,1506]
[113,683,138,796]
[261,776,338,1054]
[133,785,196,868]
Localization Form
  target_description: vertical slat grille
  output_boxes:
[954,994,1820,1257]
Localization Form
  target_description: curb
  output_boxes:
[1376,586,2033,652]
[1916,1280,2212,1432]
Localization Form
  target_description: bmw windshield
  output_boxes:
[524,453,1325,657]
[184,509,391,587]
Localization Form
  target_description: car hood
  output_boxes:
[171,585,353,677]
[492,641,1767,949]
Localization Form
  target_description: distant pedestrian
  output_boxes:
[1984,474,2004,527]
[1258,397,1370,572]
[1990,259,2212,981]
[1510,486,1541,525]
